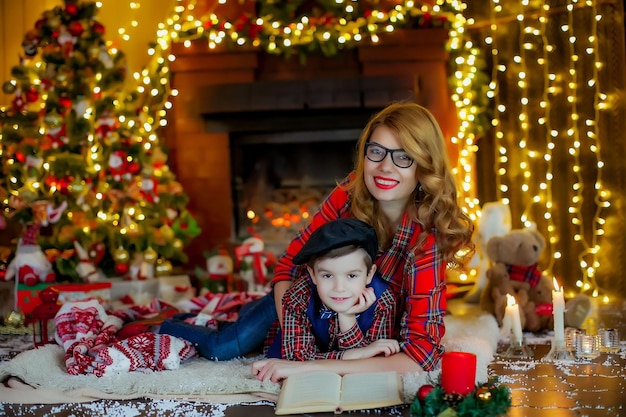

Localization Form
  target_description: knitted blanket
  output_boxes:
[55,299,196,376]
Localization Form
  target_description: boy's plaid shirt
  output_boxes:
[278,274,398,361]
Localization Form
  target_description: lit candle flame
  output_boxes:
[506,293,516,307]
[552,277,562,292]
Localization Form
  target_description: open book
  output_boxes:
[275,371,404,415]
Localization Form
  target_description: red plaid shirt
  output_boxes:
[272,175,447,371]
[280,274,397,361]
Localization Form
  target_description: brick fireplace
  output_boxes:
[167,28,457,267]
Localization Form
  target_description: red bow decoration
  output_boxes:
[535,303,553,316]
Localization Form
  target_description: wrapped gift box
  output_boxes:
[101,276,194,309]
[17,281,112,320]
[104,277,160,307]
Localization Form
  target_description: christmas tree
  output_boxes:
[0,0,200,283]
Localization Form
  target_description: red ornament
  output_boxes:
[127,160,141,175]
[65,3,78,16]
[89,242,106,265]
[417,384,434,401]
[59,96,72,110]
[25,88,39,103]
[15,151,26,163]
[115,263,129,276]
[92,21,105,35]
[45,175,58,188]
[57,176,73,194]
[68,21,83,37]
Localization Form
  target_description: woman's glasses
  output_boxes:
[364,142,414,168]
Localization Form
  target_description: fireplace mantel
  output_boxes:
[166,28,458,267]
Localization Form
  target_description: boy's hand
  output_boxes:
[344,287,376,316]
[342,339,400,360]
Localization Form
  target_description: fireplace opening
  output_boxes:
[225,109,380,255]
[201,74,417,255]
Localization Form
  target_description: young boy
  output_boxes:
[264,218,399,362]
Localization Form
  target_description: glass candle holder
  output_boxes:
[565,328,585,351]
[575,333,600,359]
[598,328,620,354]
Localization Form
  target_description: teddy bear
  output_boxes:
[521,274,554,332]
[479,227,547,331]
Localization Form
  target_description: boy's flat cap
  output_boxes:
[293,218,378,265]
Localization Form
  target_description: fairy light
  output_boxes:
[538,2,558,276]
[489,0,507,206]
[444,2,488,214]
[107,0,141,42]
[516,6,535,231]
[573,0,607,297]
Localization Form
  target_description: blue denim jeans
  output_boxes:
[159,290,278,360]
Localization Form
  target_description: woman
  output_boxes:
[253,101,474,382]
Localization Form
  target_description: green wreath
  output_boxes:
[411,378,512,417]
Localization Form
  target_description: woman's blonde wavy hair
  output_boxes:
[344,102,474,266]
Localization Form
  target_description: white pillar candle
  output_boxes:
[506,293,524,342]
[552,277,565,344]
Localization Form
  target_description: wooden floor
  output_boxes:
[1,296,624,417]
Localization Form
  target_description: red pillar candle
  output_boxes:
[440,351,477,396]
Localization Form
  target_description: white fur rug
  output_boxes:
[0,313,499,405]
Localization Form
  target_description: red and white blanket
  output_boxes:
[177,290,267,329]
[54,292,266,377]
[55,299,197,376]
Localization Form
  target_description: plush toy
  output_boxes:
[4,201,68,286]
[521,275,554,332]
[479,227,547,330]
[73,240,104,283]
[234,233,276,293]
[4,223,56,286]
[204,249,234,293]
[464,202,512,304]
[108,150,132,182]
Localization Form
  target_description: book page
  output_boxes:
[275,371,342,414]
[339,371,403,411]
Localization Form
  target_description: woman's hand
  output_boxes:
[341,339,400,360]
[251,358,317,383]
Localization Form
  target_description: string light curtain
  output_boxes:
[467,0,625,299]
